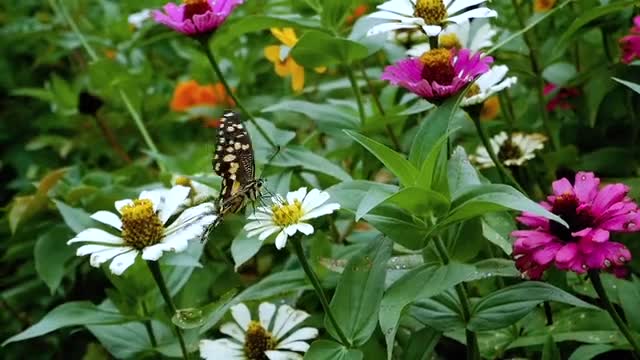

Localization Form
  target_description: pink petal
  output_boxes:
[552,178,574,196]
[591,183,630,216]
[573,172,599,203]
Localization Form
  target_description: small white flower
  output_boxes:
[462,65,518,106]
[406,19,496,56]
[470,132,548,169]
[171,174,216,206]
[366,0,497,37]
[199,302,318,360]
[67,185,216,275]
[244,187,340,250]
[128,9,152,29]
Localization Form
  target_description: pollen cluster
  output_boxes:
[120,199,164,249]
[420,48,455,85]
[414,0,446,25]
[439,33,462,50]
[271,199,303,227]
[243,321,276,360]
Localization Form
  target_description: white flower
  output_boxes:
[366,0,497,37]
[406,19,496,56]
[199,302,318,360]
[171,174,216,206]
[462,65,518,106]
[244,187,340,250]
[67,185,216,275]
[469,132,548,169]
[128,9,152,29]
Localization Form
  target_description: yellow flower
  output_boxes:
[264,28,325,92]
[534,0,556,12]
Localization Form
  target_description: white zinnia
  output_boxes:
[171,174,216,207]
[462,65,518,106]
[67,185,216,275]
[406,19,496,56]
[128,9,152,29]
[244,187,340,250]
[366,0,497,37]
[469,132,548,169]
[200,302,318,360]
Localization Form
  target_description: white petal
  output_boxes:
[284,225,299,236]
[422,24,442,36]
[245,219,275,231]
[247,225,279,239]
[90,211,122,230]
[76,244,115,256]
[300,189,329,213]
[157,185,191,224]
[272,305,310,340]
[230,303,252,331]
[468,21,495,50]
[108,250,138,275]
[447,0,488,16]
[265,350,303,360]
[138,188,167,213]
[378,0,414,16]
[220,322,246,342]
[367,22,419,36]
[247,211,272,221]
[89,246,133,267]
[199,339,244,360]
[279,327,319,345]
[276,341,310,352]
[446,7,497,24]
[114,199,133,214]
[300,203,340,221]
[164,203,216,245]
[260,303,277,330]
[367,10,411,21]
[476,65,508,90]
[141,242,171,261]
[67,228,125,245]
[407,43,431,57]
[274,231,289,250]
[258,226,281,241]
[286,187,307,204]
[294,223,314,236]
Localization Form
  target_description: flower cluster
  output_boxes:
[512,172,638,279]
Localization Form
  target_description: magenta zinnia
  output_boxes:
[152,0,243,37]
[512,172,638,279]
[381,48,493,102]
[620,16,640,64]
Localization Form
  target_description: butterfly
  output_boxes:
[208,111,264,231]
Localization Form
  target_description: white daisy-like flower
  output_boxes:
[469,132,548,169]
[406,19,496,56]
[171,174,216,206]
[128,9,152,29]
[462,65,518,106]
[243,187,340,250]
[366,0,497,37]
[67,185,216,275]
[199,302,318,360]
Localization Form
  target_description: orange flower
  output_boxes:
[104,49,117,59]
[534,0,556,12]
[264,28,326,92]
[346,4,369,25]
[480,96,501,121]
[170,80,234,112]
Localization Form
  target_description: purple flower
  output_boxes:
[620,16,640,64]
[381,48,493,102]
[512,172,639,279]
[152,0,243,37]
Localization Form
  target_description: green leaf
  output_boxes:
[439,184,568,230]
[410,290,465,332]
[468,282,599,331]
[231,229,262,271]
[88,321,173,359]
[272,146,352,181]
[584,71,616,127]
[304,340,364,360]
[53,200,95,234]
[403,326,441,360]
[568,344,617,360]
[34,225,75,294]
[612,77,640,95]
[379,262,476,359]
[3,302,131,345]
[321,0,353,30]
[481,213,516,255]
[384,187,450,216]
[173,289,237,330]
[542,62,576,87]
[417,132,450,195]
[542,335,561,360]
[212,15,322,49]
[447,146,481,197]
[345,130,418,187]
[263,100,359,134]
[327,237,392,346]
[291,30,368,67]
[617,275,640,332]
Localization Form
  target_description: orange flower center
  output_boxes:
[414,0,446,25]
[420,48,454,85]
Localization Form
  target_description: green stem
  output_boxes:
[198,40,277,150]
[147,261,190,360]
[345,65,366,125]
[51,0,98,61]
[141,302,158,348]
[120,90,161,155]
[429,36,439,50]
[589,271,640,358]
[290,237,351,347]
[359,65,401,151]
[432,237,479,360]
[470,114,527,194]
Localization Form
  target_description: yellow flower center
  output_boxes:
[414,0,447,25]
[244,321,277,360]
[120,199,164,250]
[439,33,462,50]
[419,48,454,85]
[271,199,304,227]
[175,176,192,187]
[465,83,481,98]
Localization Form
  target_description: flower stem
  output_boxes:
[290,237,351,347]
[359,64,401,151]
[198,40,277,150]
[345,65,366,125]
[147,261,190,360]
[433,237,479,360]
[588,271,640,358]
[141,301,158,348]
[470,114,527,194]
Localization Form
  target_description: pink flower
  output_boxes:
[381,48,493,103]
[152,0,243,37]
[512,172,638,279]
[543,83,580,112]
[620,16,640,64]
